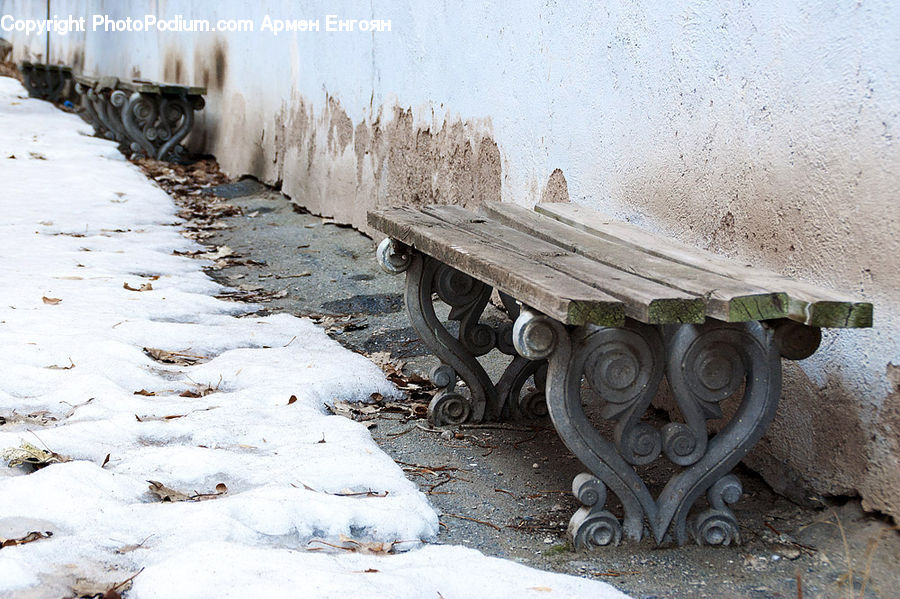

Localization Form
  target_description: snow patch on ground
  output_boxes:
[0,77,626,598]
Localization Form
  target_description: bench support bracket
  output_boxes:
[514,308,782,546]
[379,243,547,425]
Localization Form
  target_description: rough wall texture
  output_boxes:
[2,0,897,518]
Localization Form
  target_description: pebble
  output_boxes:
[440,430,453,440]
[774,544,802,560]
[532,463,540,469]
[544,537,554,544]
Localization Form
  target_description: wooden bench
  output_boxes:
[72,76,205,162]
[368,202,872,549]
[18,62,72,103]
[116,79,205,161]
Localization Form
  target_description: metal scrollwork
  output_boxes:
[377,238,411,273]
[19,64,70,102]
[691,474,743,545]
[395,251,546,425]
[568,473,624,548]
[531,312,782,547]
[117,91,204,161]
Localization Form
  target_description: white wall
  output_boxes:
[3,0,898,517]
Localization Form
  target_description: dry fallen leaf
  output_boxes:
[0,530,53,548]
[288,395,298,405]
[307,535,395,555]
[133,389,156,397]
[41,296,62,305]
[143,347,205,365]
[45,359,75,370]
[123,282,153,292]
[147,480,191,502]
[147,480,228,502]
[198,245,234,260]
[1,441,70,470]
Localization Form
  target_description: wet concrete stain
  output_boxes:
[320,293,404,315]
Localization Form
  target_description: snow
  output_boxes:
[0,77,627,598]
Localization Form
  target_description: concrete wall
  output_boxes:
[3,0,898,518]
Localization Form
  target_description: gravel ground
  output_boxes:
[175,177,899,599]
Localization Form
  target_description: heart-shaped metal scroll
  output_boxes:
[537,317,781,546]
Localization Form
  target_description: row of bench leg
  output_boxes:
[19,64,70,103]
[379,240,783,548]
[75,82,204,161]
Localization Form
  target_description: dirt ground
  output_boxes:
[144,165,899,599]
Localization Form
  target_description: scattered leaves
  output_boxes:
[135,406,219,422]
[42,296,62,305]
[71,567,144,599]
[307,534,394,555]
[45,358,75,370]
[198,245,234,260]
[143,347,206,365]
[367,352,435,399]
[123,282,153,292]
[1,441,70,470]
[147,480,228,502]
[0,530,52,549]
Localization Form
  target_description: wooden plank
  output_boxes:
[482,202,787,322]
[368,208,625,327]
[97,76,119,91]
[120,80,206,95]
[536,203,873,328]
[74,74,99,87]
[422,205,706,325]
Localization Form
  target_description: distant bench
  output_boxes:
[73,75,205,162]
[19,62,72,103]
[368,202,871,549]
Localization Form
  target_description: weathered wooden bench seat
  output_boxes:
[368,202,872,549]
[19,62,72,103]
[72,76,205,162]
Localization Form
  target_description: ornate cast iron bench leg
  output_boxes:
[123,91,205,161]
[513,308,783,547]
[74,83,105,137]
[19,65,69,103]
[377,239,547,426]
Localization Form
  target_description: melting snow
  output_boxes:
[0,77,626,598]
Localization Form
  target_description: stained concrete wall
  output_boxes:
[2,0,898,518]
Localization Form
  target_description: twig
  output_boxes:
[386,426,415,438]
[442,513,501,531]
[512,433,538,448]
[458,423,535,432]
[110,567,145,592]
[415,423,445,434]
